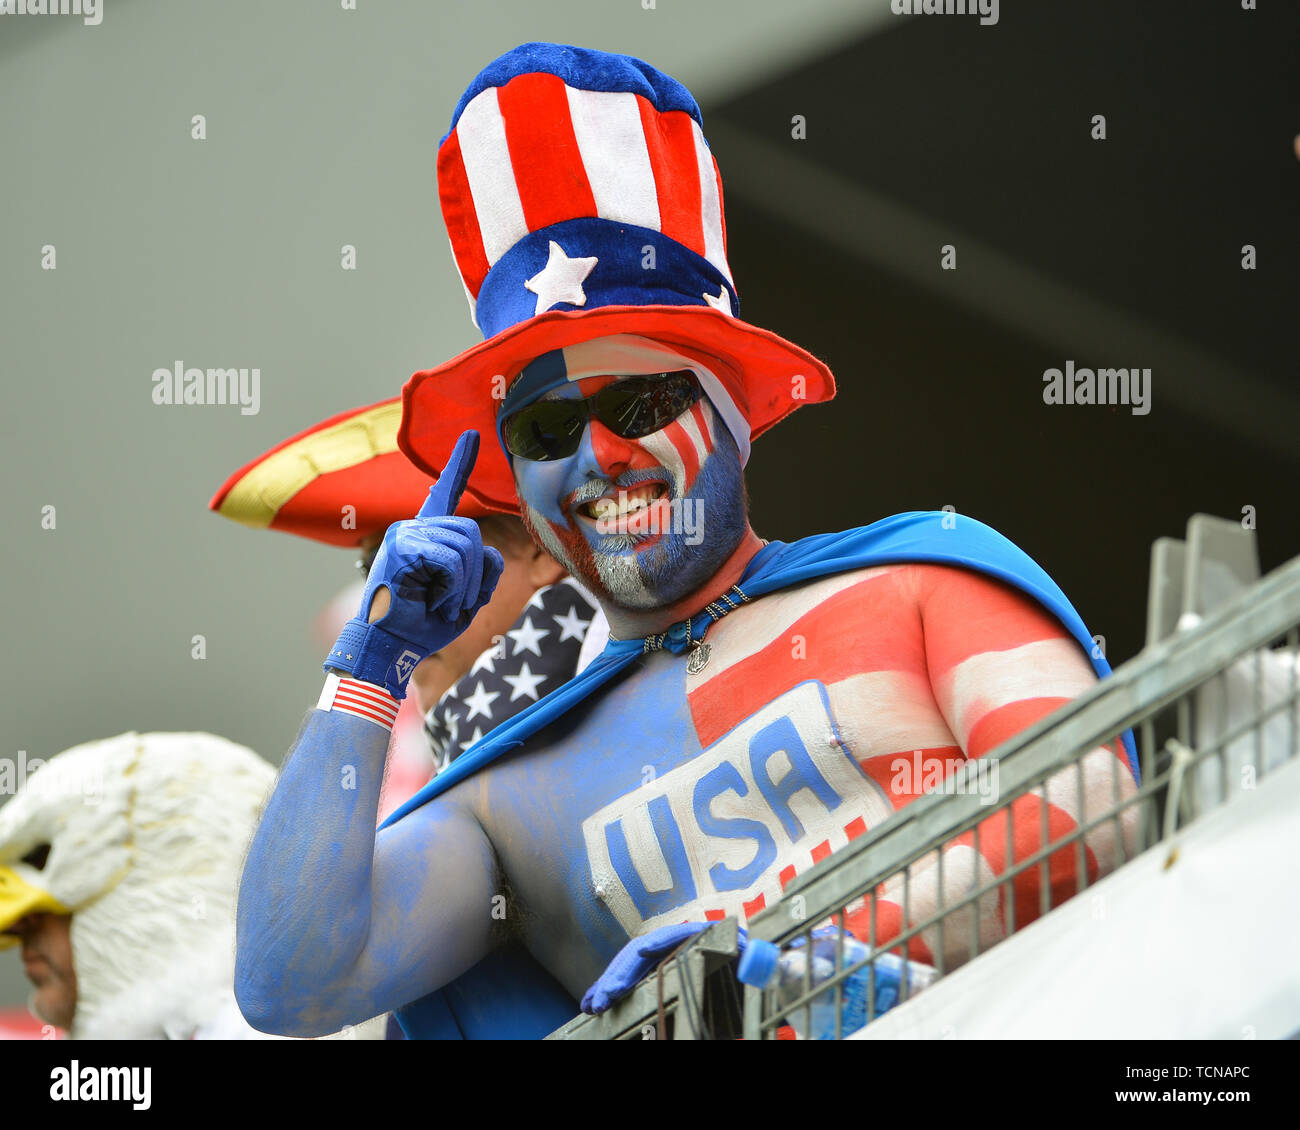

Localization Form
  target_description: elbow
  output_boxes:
[234,882,372,1037]
[234,943,311,1037]
[234,948,358,1039]
[234,974,332,1039]
[235,988,288,1037]
[233,896,311,1035]
[234,962,296,1036]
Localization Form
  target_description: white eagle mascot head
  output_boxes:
[0,732,278,1039]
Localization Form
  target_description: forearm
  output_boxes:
[234,442,502,1034]
[847,741,1139,971]
[235,704,390,1033]
[835,564,1144,969]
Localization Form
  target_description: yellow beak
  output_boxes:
[0,865,70,949]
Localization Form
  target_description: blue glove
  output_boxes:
[581,922,749,1014]
[324,430,505,699]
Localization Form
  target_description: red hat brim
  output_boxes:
[210,398,492,549]
[399,305,835,515]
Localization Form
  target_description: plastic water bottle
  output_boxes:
[737,928,937,1039]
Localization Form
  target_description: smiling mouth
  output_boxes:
[576,481,669,523]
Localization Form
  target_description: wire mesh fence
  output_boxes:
[550,554,1300,1040]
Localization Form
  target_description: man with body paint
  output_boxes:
[234,43,1140,1039]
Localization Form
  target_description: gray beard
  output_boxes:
[593,548,660,609]
[521,501,660,609]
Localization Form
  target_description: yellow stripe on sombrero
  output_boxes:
[215,400,403,530]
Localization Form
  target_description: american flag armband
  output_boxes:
[317,673,400,731]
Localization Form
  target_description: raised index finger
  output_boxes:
[418,430,480,519]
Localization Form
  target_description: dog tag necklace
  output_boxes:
[685,616,711,675]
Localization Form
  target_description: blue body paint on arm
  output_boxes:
[235,707,496,1036]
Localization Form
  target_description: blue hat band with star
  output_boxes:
[476,218,740,341]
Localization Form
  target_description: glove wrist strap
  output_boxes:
[324,618,427,700]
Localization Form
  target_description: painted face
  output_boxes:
[511,375,748,611]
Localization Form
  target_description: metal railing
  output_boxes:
[550,554,1300,1040]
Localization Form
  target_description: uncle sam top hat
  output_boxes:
[399,41,837,515]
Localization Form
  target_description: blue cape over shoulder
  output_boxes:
[384,513,1137,1038]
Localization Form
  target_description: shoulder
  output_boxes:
[767,513,1041,577]
[379,782,492,863]
[727,562,913,637]
[763,514,1066,620]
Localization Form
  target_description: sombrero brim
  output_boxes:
[399,305,836,515]
[210,398,492,549]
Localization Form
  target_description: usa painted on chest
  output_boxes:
[578,569,919,936]
[583,678,895,934]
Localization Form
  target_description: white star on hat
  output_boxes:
[552,604,592,643]
[702,285,733,316]
[525,240,598,316]
[503,661,547,702]
[507,615,549,658]
[462,680,500,722]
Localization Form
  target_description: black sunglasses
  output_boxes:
[501,371,701,462]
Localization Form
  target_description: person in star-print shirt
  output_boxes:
[423,576,604,772]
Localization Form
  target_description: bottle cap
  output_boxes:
[737,938,781,988]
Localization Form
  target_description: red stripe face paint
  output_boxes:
[514,379,747,612]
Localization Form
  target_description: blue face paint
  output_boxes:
[512,383,749,611]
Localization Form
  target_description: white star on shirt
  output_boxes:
[462,680,500,722]
[526,588,548,611]
[552,604,592,643]
[503,662,547,702]
[507,615,549,658]
[702,285,733,316]
[524,240,598,316]
[459,726,484,753]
